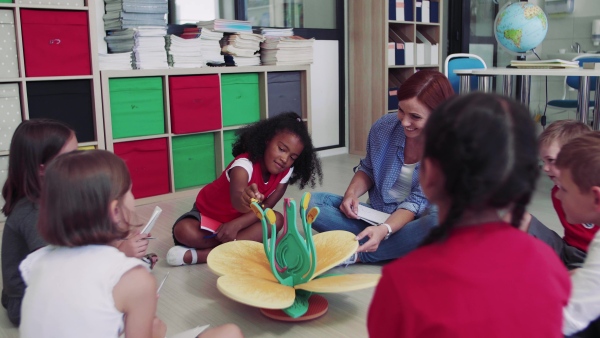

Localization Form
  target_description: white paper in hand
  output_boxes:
[357,205,390,225]
[169,325,210,338]
[141,206,162,234]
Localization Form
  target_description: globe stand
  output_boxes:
[260,295,329,322]
[515,53,527,103]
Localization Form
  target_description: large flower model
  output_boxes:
[207,192,381,319]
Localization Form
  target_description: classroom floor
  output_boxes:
[0,153,562,338]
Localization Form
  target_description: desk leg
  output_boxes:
[502,75,513,99]
[578,76,591,125]
[459,75,471,94]
[594,77,600,131]
[519,75,531,108]
[478,76,493,93]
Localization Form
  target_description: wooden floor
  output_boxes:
[0,153,562,338]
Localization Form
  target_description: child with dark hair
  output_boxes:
[1,119,153,327]
[167,112,322,265]
[1,119,77,326]
[554,132,600,336]
[368,93,570,337]
[511,120,595,270]
[19,150,243,338]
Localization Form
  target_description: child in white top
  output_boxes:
[19,150,244,338]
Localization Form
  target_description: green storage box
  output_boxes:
[221,73,260,127]
[172,133,216,189]
[109,77,165,139]
[0,1,13,3]
[223,130,238,166]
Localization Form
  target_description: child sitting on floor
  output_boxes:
[1,120,155,326]
[555,132,600,337]
[19,150,244,338]
[524,120,596,269]
[167,112,322,265]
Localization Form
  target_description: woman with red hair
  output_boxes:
[308,70,454,264]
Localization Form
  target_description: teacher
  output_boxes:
[308,70,454,264]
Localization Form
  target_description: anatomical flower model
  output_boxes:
[207,192,381,320]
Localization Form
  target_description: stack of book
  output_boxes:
[98,52,133,70]
[509,59,580,69]
[103,0,168,31]
[260,28,293,38]
[165,34,203,68]
[220,33,264,66]
[197,19,252,33]
[133,26,168,69]
[260,36,314,66]
[105,28,135,53]
[180,27,224,64]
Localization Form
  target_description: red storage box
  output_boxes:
[20,9,91,77]
[169,75,221,134]
[113,138,170,198]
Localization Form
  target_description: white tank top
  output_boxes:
[389,162,418,203]
[19,245,145,338]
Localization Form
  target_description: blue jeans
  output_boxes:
[307,192,438,263]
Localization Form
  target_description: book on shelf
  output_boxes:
[509,59,580,69]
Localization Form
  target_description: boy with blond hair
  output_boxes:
[523,120,596,269]
[555,132,600,336]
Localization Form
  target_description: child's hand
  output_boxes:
[217,222,241,243]
[243,183,265,207]
[117,231,150,259]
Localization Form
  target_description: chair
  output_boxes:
[547,54,600,113]
[444,53,487,94]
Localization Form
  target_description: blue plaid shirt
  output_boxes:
[357,113,429,217]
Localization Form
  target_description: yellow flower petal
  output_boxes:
[295,274,381,293]
[312,231,359,279]
[217,275,296,309]
[207,240,277,282]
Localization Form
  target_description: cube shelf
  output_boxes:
[101,65,311,203]
[114,138,170,199]
[20,9,91,77]
[172,133,217,190]
[27,80,96,143]
[0,83,21,152]
[221,73,261,127]
[0,0,105,166]
[169,75,221,134]
[109,77,165,139]
[0,9,18,79]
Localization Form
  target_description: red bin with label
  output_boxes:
[20,9,91,77]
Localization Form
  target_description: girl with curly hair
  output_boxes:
[167,112,322,265]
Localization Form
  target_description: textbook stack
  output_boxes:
[103,0,168,31]
[133,26,168,69]
[105,28,135,53]
[260,36,314,66]
[165,34,203,68]
[98,52,134,70]
[181,26,225,64]
[220,33,264,66]
[260,27,293,38]
[197,19,253,34]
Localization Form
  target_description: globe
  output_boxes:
[494,2,548,54]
